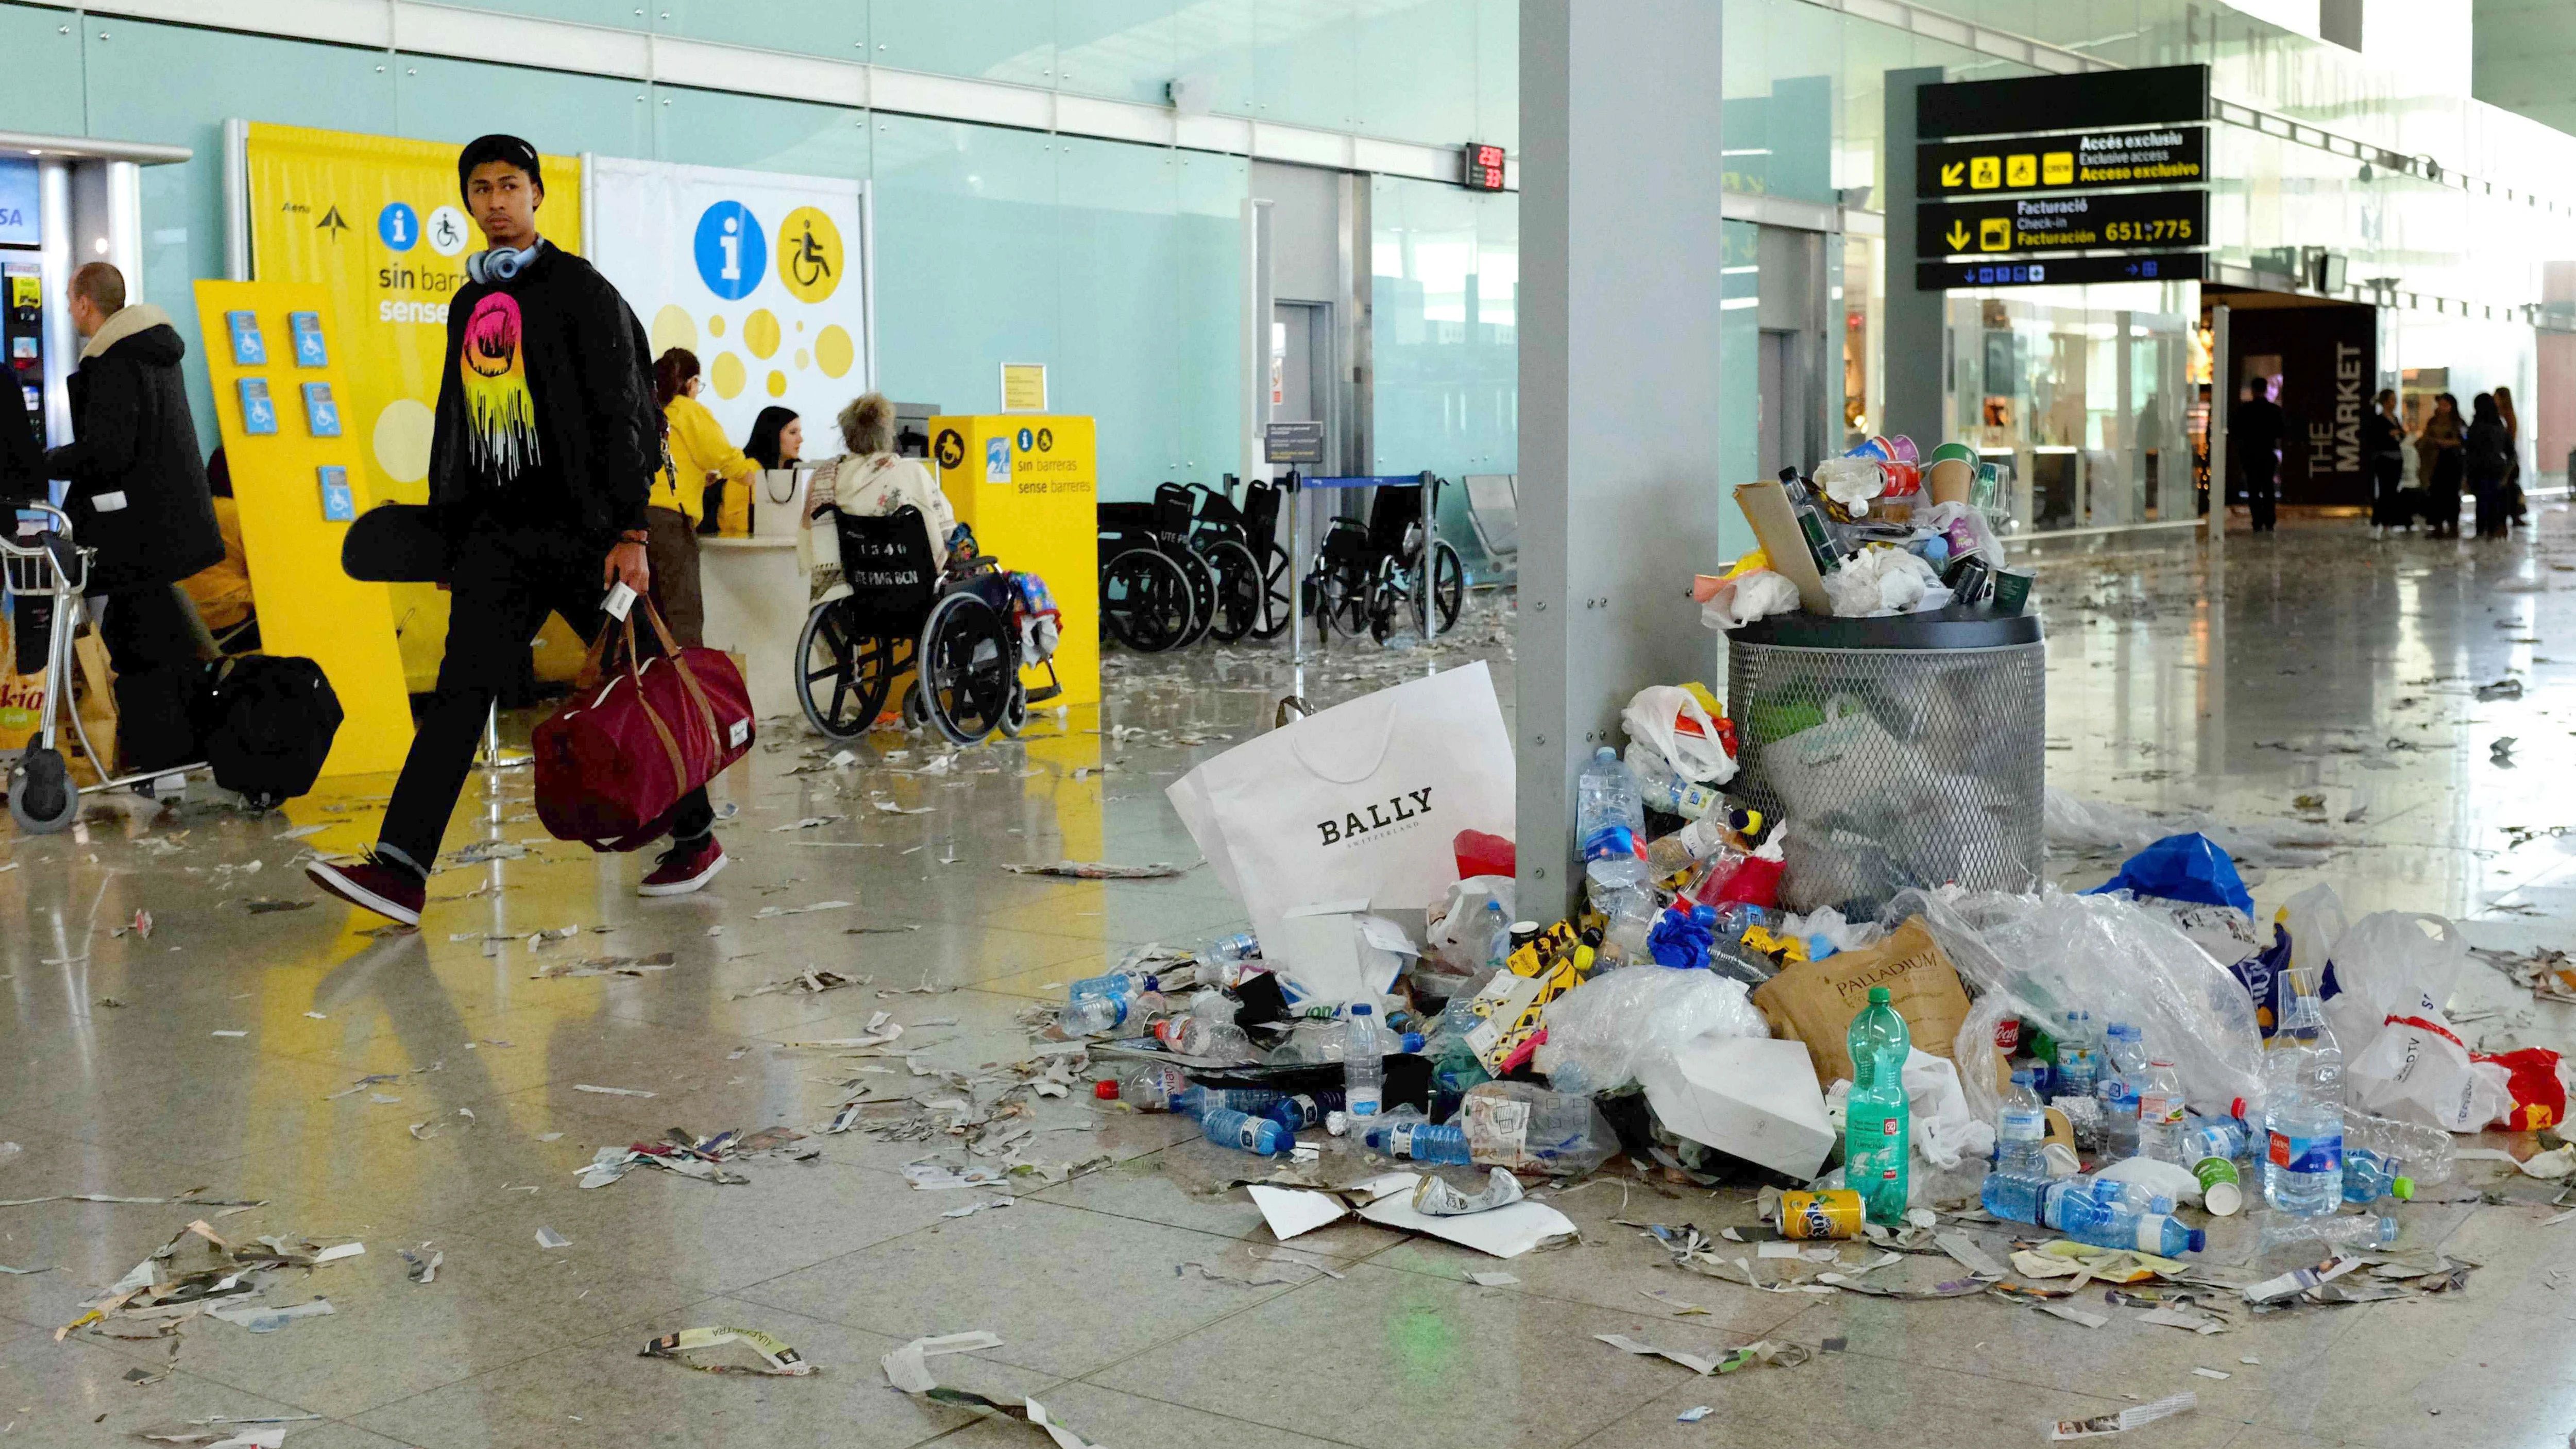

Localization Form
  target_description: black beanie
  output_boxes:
[457,134,543,199]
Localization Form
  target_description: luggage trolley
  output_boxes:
[4,502,209,832]
[793,505,1062,747]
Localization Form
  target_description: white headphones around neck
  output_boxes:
[467,242,541,284]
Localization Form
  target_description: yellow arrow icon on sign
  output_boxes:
[1941,162,1965,187]
[1945,220,1972,251]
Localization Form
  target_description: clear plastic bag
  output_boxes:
[1531,965,1770,1097]
[1886,887,2266,1130]
[2044,789,2342,871]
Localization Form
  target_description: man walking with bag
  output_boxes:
[308,134,726,926]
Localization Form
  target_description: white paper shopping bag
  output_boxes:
[1167,662,1515,946]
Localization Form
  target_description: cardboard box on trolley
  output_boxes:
[927,415,1101,710]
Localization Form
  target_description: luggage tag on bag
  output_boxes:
[603,582,637,621]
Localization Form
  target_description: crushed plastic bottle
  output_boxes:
[1996,1069,2047,1175]
[1845,985,1912,1226]
[2262,967,2346,1216]
[1120,1063,1191,1112]
[2254,1209,2397,1254]
[2342,1109,2453,1203]
[2134,1060,2188,1165]
[1343,1003,1386,1119]
[1156,1013,1255,1062]
[1577,747,1649,889]
[1202,1107,1290,1156]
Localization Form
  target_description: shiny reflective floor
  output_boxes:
[3,520,2574,1448]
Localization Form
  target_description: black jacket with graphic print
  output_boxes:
[427,241,655,543]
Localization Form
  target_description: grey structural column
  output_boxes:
[1880,65,1946,444]
[1517,0,1729,922]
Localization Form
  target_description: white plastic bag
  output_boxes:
[1621,686,1738,786]
[1423,875,1514,975]
[2326,912,2514,1131]
[1699,569,1801,632]
[1901,1048,1994,1170]
[1533,967,1770,1097]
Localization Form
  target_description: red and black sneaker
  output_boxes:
[639,834,728,897]
[306,852,426,927]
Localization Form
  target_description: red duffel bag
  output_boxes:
[534,599,755,851]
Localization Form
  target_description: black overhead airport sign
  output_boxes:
[1915,252,2205,291]
[1917,64,2209,139]
[1917,189,2207,260]
[1917,127,2205,198]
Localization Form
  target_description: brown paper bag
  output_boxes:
[1751,916,1971,1086]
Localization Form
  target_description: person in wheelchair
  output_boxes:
[803,393,960,580]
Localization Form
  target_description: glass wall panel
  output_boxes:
[0,5,83,138]
[869,115,1058,422]
[1175,151,1249,488]
[1054,135,1181,496]
[871,1,1054,88]
[660,0,866,57]
[651,89,870,178]
[1055,0,1181,108]
[1355,0,1477,143]
[1371,174,1515,571]
[398,57,649,159]
[1254,0,1359,132]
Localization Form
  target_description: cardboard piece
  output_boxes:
[1751,917,1972,1085]
[1269,900,1414,1005]
[1732,481,1831,614]
[1645,1034,1836,1179]
[1248,1172,1574,1258]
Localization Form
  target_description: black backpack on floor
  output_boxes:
[194,655,344,810]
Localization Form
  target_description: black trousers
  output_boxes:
[97,585,202,774]
[2369,453,2404,527]
[2243,456,2279,531]
[379,507,711,874]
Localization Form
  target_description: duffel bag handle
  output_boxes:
[629,595,729,754]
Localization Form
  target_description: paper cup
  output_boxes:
[2194,1156,2243,1216]
[1991,568,2033,615]
[1927,456,1975,505]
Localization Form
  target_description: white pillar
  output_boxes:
[1516,0,1730,919]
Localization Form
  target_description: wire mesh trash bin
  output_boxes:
[1725,611,2045,916]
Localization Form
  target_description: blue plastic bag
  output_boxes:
[2086,832,2253,915]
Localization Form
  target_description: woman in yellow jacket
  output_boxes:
[650,348,760,646]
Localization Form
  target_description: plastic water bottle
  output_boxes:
[1203,932,1260,964]
[1476,900,1513,970]
[1577,747,1649,889]
[1980,1167,2050,1224]
[1057,993,1137,1038]
[2255,1210,2397,1254]
[2185,1113,2254,1163]
[1119,1063,1191,1111]
[1202,1107,1290,1156]
[2053,1010,2102,1102]
[2262,967,2345,1215]
[2341,1106,2452,1201]
[2134,1060,2188,1165]
[1266,1089,1345,1131]
[1362,1111,1476,1164]
[1155,1014,1254,1061]
[1625,743,1721,821]
[1067,968,1157,1003]
[2097,1022,2146,1160]
[1343,1003,1385,1119]
[1845,985,1912,1226]
[1996,1069,2047,1175]
[2043,1182,2204,1255]
[1173,1086,1284,1119]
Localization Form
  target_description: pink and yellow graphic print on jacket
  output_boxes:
[459,292,540,481]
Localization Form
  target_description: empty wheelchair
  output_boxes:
[1186,475,1291,640]
[795,506,1060,746]
[1098,485,1209,652]
[1301,472,1464,643]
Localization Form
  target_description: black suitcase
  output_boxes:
[194,655,343,809]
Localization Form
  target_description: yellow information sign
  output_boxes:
[928,415,1099,710]
[998,363,1048,414]
[191,280,413,779]
[245,123,587,690]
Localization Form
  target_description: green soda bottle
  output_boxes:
[1845,985,1913,1226]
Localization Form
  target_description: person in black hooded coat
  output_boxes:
[42,262,222,776]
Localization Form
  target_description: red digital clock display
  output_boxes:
[1462,143,1506,191]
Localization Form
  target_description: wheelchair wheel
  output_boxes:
[8,746,77,834]
[796,602,897,740]
[901,680,926,729]
[996,679,1030,739]
[1101,547,1194,654]
[918,591,1016,745]
[1176,547,1217,648]
[1366,555,1407,643]
[1198,539,1263,644]
[1251,542,1293,640]
[1413,541,1466,639]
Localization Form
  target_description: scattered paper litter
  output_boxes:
[312,1241,365,1264]
[2038,1303,2110,1329]
[1467,1271,1519,1287]
[881,1330,1005,1393]
[535,1227,571,1249]
[206,1299,334,1333]
[942,1198,1013,1218]
[1936,1230,2006,1278]
[2050,1391,2196,1440]
[210,1030,247,1038]
[573,1084,658,1098]
[399,1247,443,1284]
[754,900,853,918]
[640,1324,812,1375]
[1002,860,1184,879]
[1598,1332,1723,1376]
[2191,1367,2230,1380]
[1677,1406,1714,1423]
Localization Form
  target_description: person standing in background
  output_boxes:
[649,347,755,645]
[718,404,803,537]
[2494,384,2527,527]
[2466,392,2513,539]
[2229,377,2287,534]
[307,133,726,926]
[2362,389,2408,536]
[43,262,224,784]
[2417,393,2466,538]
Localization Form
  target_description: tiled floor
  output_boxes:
[5,517,2576,1447]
